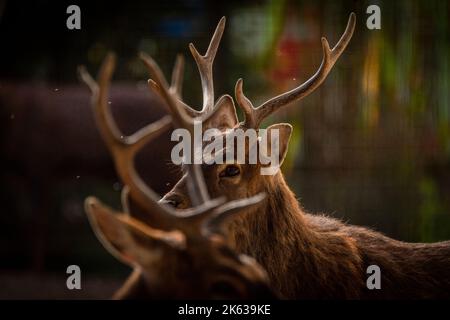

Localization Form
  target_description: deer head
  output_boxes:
[79,51,275,299]
[160,14,356,214]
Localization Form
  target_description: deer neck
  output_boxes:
[228,172,363,298]
[229,171,311,255]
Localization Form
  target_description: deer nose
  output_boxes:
[161,193,188,209]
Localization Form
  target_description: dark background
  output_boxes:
[1,0,449,298]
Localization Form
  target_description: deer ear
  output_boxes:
[204,95,239,130]
[85,197,184,268]
[261,123,292,170]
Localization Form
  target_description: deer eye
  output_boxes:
[219,165,240,178]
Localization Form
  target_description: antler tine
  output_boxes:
[189,16,226,113]
[236,13,356,128]
[79,53,122,147]
[121,186,131,214]
[235,78,257,128]
[169,192,266,237]
[171,54,184,98]
[147,56,201,118]
[140,52,194,131]
[85,197,187,252]
[79,53,176,227]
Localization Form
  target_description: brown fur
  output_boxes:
[163,121,450,299]
[226,172,450,299]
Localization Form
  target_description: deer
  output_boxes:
[81,13,450,299]
[79,51,276,299]
[149,14,450,299]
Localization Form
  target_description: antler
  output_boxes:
[80,52,265,236]
[189,16,226,113]
[139,49,266,229]
[236,13,356,128]
[170,54,184,99]
[140,52,210,206]
[144,17,226,120]
[79,54,175,228]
